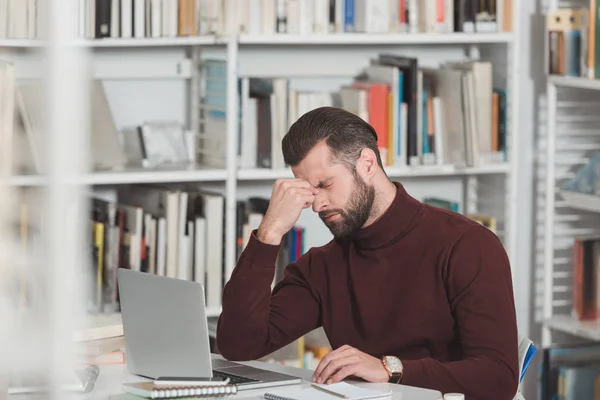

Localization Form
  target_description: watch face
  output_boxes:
[385,356,403,373]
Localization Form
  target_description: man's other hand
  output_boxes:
[312,345,389,385]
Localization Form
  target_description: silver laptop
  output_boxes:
[117,268,302,390]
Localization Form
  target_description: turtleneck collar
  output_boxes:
[349,181,423,250]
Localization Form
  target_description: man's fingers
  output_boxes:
[313,346,355,381]
[315,355,358,384]
[328,365,358,384]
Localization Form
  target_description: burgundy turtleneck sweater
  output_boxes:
[217,182,519,400]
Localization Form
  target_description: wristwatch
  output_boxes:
[381,355,404,384]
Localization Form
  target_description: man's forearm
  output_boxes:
[216,232,321,361]
[216,233,281,361]
[401,356,518,400]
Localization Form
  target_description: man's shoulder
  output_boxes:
[421,203,490,238]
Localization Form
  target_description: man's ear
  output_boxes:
[357,148,378,181]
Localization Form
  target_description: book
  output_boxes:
[121,381,238,398]
[518,336,537,383]
[263,382,392,400]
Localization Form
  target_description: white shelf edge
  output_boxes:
[238,32,514,45]
[237,163,510,181]
[4,163,509,186]
[4,168,228,186]
[548,75,600,91]
[0,36,228,48]
[0,39,42,48]
[544,314,600,342]
[0,32,513,49]
[559,190,600,213]
[81,36,228,47]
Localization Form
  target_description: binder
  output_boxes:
[121,381,238,399]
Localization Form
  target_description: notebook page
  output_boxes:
[313,382,393,399]
[264,382,392,400]
[264,386,342,400]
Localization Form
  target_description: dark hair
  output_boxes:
[281,106,383,171]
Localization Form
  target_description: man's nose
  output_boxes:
[312,192,328,213]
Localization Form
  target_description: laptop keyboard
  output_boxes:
[213,370,260,385]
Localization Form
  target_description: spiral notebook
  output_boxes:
[122,381,238,398]
[263,382,393,400]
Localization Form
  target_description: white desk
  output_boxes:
[85,355,443,400]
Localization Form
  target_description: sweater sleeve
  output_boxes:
[400,225,519,400]
[216,231,321,361]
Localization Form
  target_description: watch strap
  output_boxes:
[389,372,402,384]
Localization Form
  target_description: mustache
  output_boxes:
[319,210,344,219]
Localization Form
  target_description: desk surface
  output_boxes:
[87,355,443,400]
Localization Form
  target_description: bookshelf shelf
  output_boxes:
[544,315,600,342]
[6,166,228,186]
[76,167,228,185]
[560,190,600,214]
[0,39,42,48]
[0,36,227,49]
[237,32,514,45]
[80,36,227,47]
[548,75,600,91]
[0,33,513,50]
[237,163,511,181]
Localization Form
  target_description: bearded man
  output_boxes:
[216,107,519,400]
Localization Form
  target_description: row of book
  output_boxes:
[88,186,225,313]
[0,0,195,40]
[86,187,305,314]
[6,56,507,176]
[3,0,513,41]
[216,0,514,36]
[0,0,38,40]
[76,0,197,40]
[541,342,600,400]
[235,55,507,170]
[547,5,600,79]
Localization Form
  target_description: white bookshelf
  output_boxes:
[540,0,600,349]
[1,3,521,348]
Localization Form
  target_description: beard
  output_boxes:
[319,175,375,238]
